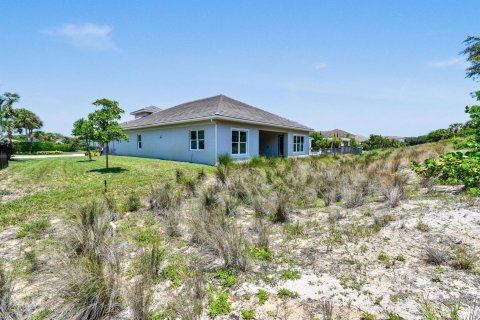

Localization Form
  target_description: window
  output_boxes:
[190,130,205,150]
[293,135,304,153]
[232,129,248,155]
[137,135,142,149]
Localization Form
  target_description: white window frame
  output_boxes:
[231,128,249,157]
[189,129,205,151]
[293,135,305,153]
[137,134,142,149]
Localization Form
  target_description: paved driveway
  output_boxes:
[13,153,85,159]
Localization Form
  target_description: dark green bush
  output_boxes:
[13,141,78,153]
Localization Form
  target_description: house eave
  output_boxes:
[122,115,312,132]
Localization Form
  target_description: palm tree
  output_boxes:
[13,108,43,142]
[0,92,20,142]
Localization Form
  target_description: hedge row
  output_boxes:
[13,141,79,153]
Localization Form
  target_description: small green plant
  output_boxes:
[125,192,142,212]
[385,311,405,320]
[241,308,256,319]
[250,247,272,260]
[216,268,237,287]
[378,252,390,262]
[395,255,405,262]
[280,270,301,281]
[209,291,231,318]
[374,296,383,306]
[16,218,49,238]
[416,220,431,232]
[31,309,54,320]
[452,245,476,270]
[282,222,304,239]
[277,288,298,299]
[257,289,268,305]
[360,311,377,320]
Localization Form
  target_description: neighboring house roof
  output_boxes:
[320,129,367,142]
[353,135,368,142]
[130,106,162,116]
[321,129,353,138]
[122,95,313,131]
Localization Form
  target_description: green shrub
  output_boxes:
[13,141,77,153]
[277,288,298,299]
[241,308,255,319]
[257,289,268,305]
[250,247,272,260]
[87,150,100,157]
[411,151,480,189]
[216,268,237,288]
[16,218,49,238]
[209,291,231,318]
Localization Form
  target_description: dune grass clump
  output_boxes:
[55,200,122,319]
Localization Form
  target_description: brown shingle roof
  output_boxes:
[122,95,312,131]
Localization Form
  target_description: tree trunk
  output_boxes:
[86,139,91,160]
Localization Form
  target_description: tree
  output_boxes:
[12,108,43,142]
[0,92,20,143]
[465,91,480,151]
[462,36,480,81]
[72,118,95,160]
[88,98,128,176]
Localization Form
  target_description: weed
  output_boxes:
[282,221,304,239]
[250,247,272,261]
[360,311,377,320]
[426,247,448,265]
[320,299,334,320]
[416,220,431,232]
[125,192,142,212]
[216,268,237,288]
[16,218,49,238]
[385,311,405,320]
[209,291,231,318]
[452,245,476,270]
[241,308,255,319]
[277,288,298,299]
[280,270,301,281]
[257,289,268,305]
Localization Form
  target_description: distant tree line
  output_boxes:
[0,92,43,143]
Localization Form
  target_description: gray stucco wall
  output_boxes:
[110,119,310,165]
[110,121,216,165]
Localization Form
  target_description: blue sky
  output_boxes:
[1,0,478,136]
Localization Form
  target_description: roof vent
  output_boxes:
[130,106,162,119]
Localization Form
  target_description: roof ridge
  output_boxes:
[215,94,223,115]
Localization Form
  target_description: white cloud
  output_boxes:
[42,23,118,51]
[428,57,466,68]
[314,62,328,69]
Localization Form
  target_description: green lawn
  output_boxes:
[0,155,214,228]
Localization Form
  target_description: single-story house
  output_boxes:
[109,95,313,165]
